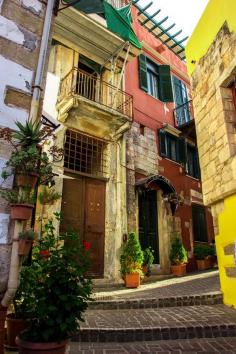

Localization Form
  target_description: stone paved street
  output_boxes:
[69,337,236,353]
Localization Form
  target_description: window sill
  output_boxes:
[186,174,200,182]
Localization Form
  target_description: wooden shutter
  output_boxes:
[138,54,148,92]
[159,129,167,156]
[192,205,208,242]
[178,137,187,165]
[158,65,173,102]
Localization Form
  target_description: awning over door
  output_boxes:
[135,175,179,215]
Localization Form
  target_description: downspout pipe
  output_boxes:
[1,0,55,309]
[29,0,55,122]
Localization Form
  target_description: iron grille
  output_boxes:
[64,130,108,178]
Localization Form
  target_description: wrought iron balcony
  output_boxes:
[174,100,194,127]
[58,68,133,119]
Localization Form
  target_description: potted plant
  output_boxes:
[16,214,93,353]
[120,232,144,288]
[6,266,36,349]
[0,188,36,220]
[170,237,188,276]
[18,230,37,256]
[142,247,154,276]
[194,243,215,270]
[38,187,61,205]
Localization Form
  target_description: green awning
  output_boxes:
[104,2,142,49]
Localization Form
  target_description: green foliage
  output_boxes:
[38,187,61,205]
[194,243,215,260]
[143,247,154,267]
[0,187,36,204]
[18,214,93,343]
[13,120,42,148]
[120,232,144,278]
[19,229,37,240]
[170,237,188,265]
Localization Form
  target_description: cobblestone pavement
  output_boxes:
[93,271,220,300]
[80,305,236,330]
[69,337,236,353]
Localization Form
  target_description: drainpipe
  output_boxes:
[29,0,56,122]
[1,0,56,310]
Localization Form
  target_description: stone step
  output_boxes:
[73,304,236,342]
[89,292,223,310]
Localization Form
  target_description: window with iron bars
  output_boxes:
[64,130,108,178]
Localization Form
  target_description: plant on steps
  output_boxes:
[120,232,144,288]
[170,236,188,277]
[194,243,215,270]
[142,247,155,276]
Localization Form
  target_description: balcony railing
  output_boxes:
[59,68,133,119]
[174,100,194,127]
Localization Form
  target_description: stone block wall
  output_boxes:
[191,23,236,207]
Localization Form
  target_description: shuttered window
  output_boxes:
[187,144,200,179]
[138,55,173,102]
[159,130,179,162]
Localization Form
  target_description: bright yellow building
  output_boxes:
[186,0,236,308]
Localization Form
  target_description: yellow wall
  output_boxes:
[216,195,236,309]
[185,0,236,74]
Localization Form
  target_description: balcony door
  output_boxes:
[60,176,105,278]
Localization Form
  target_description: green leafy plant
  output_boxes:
[143,247,155,267]
[0,187,36,204]
[38,187,61,205]
[170,237,188,265]
[120,232,144,278]
[19,229,37,240]
[194,243,215,260]
[19,214,93,343]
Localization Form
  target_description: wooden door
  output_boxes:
[139,189,159,264]
[84,179,105,278]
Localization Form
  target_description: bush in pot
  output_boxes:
[142,247,154,276]
[170,237,188,277]
[16,214,93,353]
[18,230,37,256]
[194,243,215,270]
[120,232,144,288]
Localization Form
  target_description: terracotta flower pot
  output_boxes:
[10,204,34,221]
[6,315,29,349]
[16,337,68,354]
[18,239,32,256]
[196,259,208,271]
[125,273,140,288]
[15,173,38,189]
[170,264,186,277]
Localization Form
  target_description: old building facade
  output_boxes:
[186,0,236,308]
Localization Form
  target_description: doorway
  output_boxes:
[60,176,105,278]
[138,189,159,264]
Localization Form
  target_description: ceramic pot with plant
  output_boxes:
[194,243,215,270]
[170,237,188,276]
[18,230,37,256]
[16,214,93,354]
[120,232,144,288]
[142,247,154,276]
[0,188,36,221]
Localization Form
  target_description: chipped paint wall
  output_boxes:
[0,0,48,299]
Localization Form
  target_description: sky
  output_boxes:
[136,0,209,44]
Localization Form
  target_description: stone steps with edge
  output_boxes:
[73,304,236,342]
[89,292,223,310]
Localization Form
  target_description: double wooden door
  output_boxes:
[138,189,159,264]
[61,176,105,278]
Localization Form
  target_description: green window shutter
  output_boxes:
[159,65,173,102]
[178,137,187,165]
[159,129,167,156]
[138,54,148,92]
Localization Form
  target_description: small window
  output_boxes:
[192,205,208,242]
[138,54,173,102]
[159,131,179,162]
[187,145,200,179]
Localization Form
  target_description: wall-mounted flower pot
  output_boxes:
[6,314,29,349]
[170,264,186,277]
[15,173,38,189]
[10,204,34,221]
[125,273,140,288]
[16,337,68,354]
[18,239,32,256]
